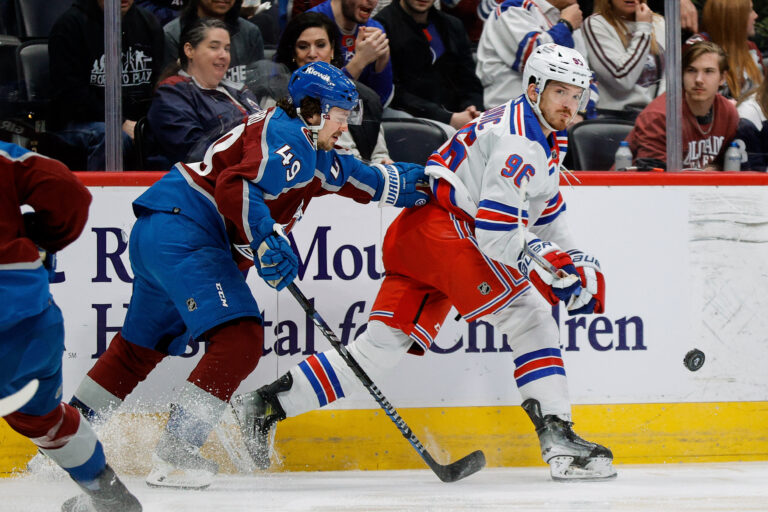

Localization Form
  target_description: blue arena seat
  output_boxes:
[567,119,636,171]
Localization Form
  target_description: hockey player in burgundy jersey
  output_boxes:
[234,44,616,482]
[67,61,429,490]
[0,142,141,511]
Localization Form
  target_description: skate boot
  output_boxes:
[61,464,142,512]
[522,399,616,481]
[145,427,218,490]
[231,372,292,470]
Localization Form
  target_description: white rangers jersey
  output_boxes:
[476,0,592,108]
[426,94,576,268]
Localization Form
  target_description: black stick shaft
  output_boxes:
[286,283,483,482]
[287,285,429,453]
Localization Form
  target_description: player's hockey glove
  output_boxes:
[564,249,605,315]
[374,163,430,208]
[37,247,57,283]
[517,238,581,306]
[251,225,299,291]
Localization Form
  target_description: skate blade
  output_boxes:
[549,456,617,482]
[145,457,214,490]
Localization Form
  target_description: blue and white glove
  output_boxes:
[517,239,581,306]
[565,249,605,315]
[251,225,299,291]
[375,163,430,208]
[37,247,58,283]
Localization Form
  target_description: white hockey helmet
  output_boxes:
[523,43,592,130]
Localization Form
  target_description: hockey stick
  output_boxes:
[0,379,39,417]
[287,283,486,483]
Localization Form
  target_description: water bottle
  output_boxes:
[723,142,741,171]
[614,141,633,171]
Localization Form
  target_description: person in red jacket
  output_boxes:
[0,142,141,511]
[626,40,739,171]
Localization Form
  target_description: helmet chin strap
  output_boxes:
[296,107,326,150]
[526,82,578,133]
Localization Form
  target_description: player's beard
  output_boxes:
[543,108,572,131]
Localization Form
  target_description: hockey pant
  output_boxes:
[278,203,571,418]
[2,304,108,484]
[71,318,263,450]
[278,289,570,420]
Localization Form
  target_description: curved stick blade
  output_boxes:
[433,450,486,483]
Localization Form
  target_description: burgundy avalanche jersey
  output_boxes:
[133,107,386,269]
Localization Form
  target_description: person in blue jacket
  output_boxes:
[309,0,394,107]
[68,61,429,491]
[147,18,262,167]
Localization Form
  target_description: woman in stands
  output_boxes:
[736,77,768,171]
[269,12,392,164]
[582,0,665,120]
[147,18,261,166]
[685,0,763,101]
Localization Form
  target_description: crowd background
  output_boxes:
[0,0,766,171]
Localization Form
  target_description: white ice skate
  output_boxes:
[145,433,218,490]
[523,399,617,481]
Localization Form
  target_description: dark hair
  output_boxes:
[179,0,244,36]
[156,18,230,84]
[683,40,729,75]
[276,96,322,121]
[274,12,344,71]
[178,18,230,70]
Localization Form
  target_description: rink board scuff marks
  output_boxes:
[3,401,768,476]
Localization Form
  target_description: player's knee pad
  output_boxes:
[348,320,412,372]
[189,318,263,401]
[481,293,559,354]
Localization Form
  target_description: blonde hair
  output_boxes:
[701,0,762,100]
[737,75,768,120]
[594,0,661,55]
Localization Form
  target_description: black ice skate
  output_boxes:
[231,372,292,470]
[61,464,142,512]
[522,399,617,481]
[145,424,219,490]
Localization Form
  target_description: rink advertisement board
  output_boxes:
[48,173,768,411]
[3,171,768,475]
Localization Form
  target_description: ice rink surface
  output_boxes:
[2,461,768,512]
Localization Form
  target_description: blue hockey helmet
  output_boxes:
[288,62,362,125]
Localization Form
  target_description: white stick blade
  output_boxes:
[0,379,39,417]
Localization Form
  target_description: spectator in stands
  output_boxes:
[626,41,738,171]
[583,0,665,120]
[136,0,184,26]
[375,0,485,130]
[476,0,597,117]
[267,12,392,163]
[147,18,262,167]
[49,0,164,170]
[308,0,394,107]
[163,0,264,84]
[684,0,763,102]
[440,0,491,45]
[736,78,768,172]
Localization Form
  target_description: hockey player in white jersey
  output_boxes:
[233,43,615,481]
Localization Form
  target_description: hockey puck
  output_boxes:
[684,349,705,371]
